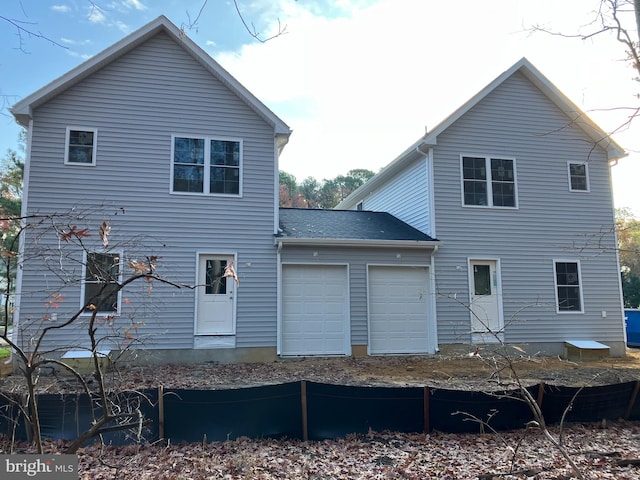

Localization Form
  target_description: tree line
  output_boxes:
[279,169,374,209]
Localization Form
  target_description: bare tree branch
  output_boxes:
[0,15,68,52]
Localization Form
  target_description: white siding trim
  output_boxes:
[426,148,436,237]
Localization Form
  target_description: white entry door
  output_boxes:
[196,254,235,335]
[469,259,502,342]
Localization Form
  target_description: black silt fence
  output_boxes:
[4,380,640,444]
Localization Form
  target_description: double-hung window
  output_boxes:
[554,260,583,313]
[65,127,97,165]
[568,162,589,192]
[83,252,122,313]
[462,156,517,208]
[172,136,242,195]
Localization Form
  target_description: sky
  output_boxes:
[1,0,639,215]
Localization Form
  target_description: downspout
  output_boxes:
[430,244,439,353]
[276,240,283,356]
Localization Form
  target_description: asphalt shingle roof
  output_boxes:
[278,208,437,242]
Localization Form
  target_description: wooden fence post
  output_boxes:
[423,386,430,434]
[536,382,545,408]
[301,380,308,441]
[624,380,640,420]
[158,384,165,440]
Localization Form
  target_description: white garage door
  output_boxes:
[281,264,349,356]
[368,266,430,354]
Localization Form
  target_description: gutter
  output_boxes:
[275,238,441,249]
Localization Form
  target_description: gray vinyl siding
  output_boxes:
[430,71,624,346]
[362,158,431,234]
[19,32,279,351]
[280,246,433,345]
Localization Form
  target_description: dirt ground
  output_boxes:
[3,346,640,393]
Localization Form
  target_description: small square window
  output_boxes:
[65,128,97,166]
[568,163,589,192]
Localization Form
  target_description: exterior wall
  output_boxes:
[361,157,432,234]
[279,245,433,347]
[18,32,279,352]
[429,71,625,354]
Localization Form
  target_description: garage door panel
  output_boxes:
[369,266,430,355]
[282,265,349,356]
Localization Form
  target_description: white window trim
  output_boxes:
[170,134,243,197]
[64,127,98,166]
[80,250,123,315]
[553,259,584,314]
[460,154,518,209]
[567,161,590,192]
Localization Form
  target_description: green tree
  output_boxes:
[279,171,297,197]
[0,140,24,303]
[280,169,375,209]
[617,208,640,307]
[298,177,321,208]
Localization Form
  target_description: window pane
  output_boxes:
[463,180,487,205]
[68,145,94,164]
[173,165,204,193]
[558,286,581,311]
[86,253,120,281]
[210,166,240,194]
[569,164,587,191]
[556,262,579,285]
[463,157,486,180]
[211,140,239,166]
[490,159,513,181]
[473,264,491,295]
[491,159,515,207]
[205,259,227,294]
[84,282,120,312]
[174,138,204,165]
[492,182,515,207]
[85,253,120,312]
[68,130,95,164]
[69,130,94,145]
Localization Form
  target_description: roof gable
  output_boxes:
[337,58,626,209]
[11,15,291,148]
